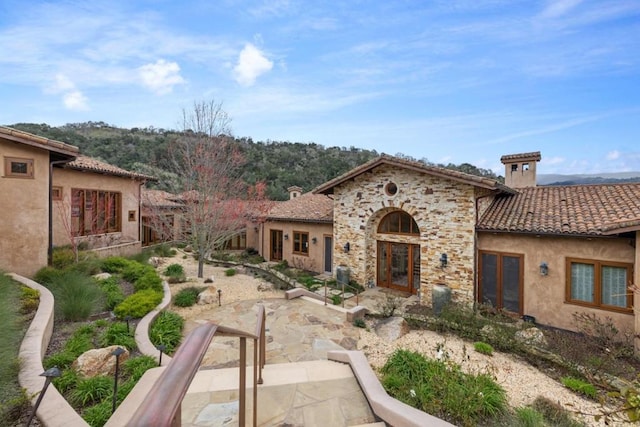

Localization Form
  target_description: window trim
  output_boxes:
[565,257,633,313]
[71,188,122,236]
[4,156,34,178]
[377,210,420,235]
[292,230,309,256]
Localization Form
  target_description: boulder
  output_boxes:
[93,272,112,281]
[515,327,548,347]
[72,346,130,378]
[149,257,163,267]
[257,282,272,292]
[205,276,215,284]
[197,286,218,305]
[374,316,410,342]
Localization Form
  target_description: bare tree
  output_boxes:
[167,100,268,277]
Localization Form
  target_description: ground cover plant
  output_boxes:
[150,310,184,355]
[163,263,186,283]
[173,286,205,307]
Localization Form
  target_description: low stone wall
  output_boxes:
[89,240,142,258]
[11,274,89,427]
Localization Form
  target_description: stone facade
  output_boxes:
[332,164,478,306]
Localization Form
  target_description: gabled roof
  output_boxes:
[0,125,79,157]
[267,192,333,223]
[313,154,515,195]
[477,183,640,236]
[141,189,183,208]
[64,155,155,181]
[500,151,541,163]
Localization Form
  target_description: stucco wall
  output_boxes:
[52,168,142,248]
[332,164,477,304]
[261,221,333,273]
[478,232,636,335]
[0,140,50,276]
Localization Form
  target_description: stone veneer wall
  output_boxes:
[332,164,477,306]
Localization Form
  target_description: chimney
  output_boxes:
[287,185,303,200]
[500,152,541,188]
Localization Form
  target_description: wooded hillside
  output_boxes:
[8,122,503,200]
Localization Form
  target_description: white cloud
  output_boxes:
[545,156,565,165]
[138,59,185,95]
[63,90,89,111]
[233,43,273,87]
[539,0,585,19]
[606,150,620,160]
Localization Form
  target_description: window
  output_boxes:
[52,186,63,200]
[385,182,398,196]
[293,231,309,255]
[4,157,34,178]
[566,258,633,312]
[378,211,419,235]
[222,231,247,250]
[71,189,121,236]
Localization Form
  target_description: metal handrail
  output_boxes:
[324,279,361,307]
[127,305,267,427]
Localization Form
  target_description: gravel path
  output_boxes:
[157,253,630,426]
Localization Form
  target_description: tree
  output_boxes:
[167,100,269,277]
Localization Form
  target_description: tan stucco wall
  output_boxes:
[332,164,477,304]
[52,168,142,249]
[478,232,635,335]
[0,139,51,276]
[635,231,640,352]
[261,221,333,273]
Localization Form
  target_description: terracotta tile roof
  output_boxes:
[65,155,155,181]
[141,189,183,208]
[500,151,541,163]
[267,192,333,223]
[477,183,640,236]
[314,154,515,195]
[0,125,79,156]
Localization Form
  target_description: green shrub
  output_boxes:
[20,286,40,313]
[515,406,545,427]
[123,355,157,381]
[82,400,112,427]
[150,311,184,354]
[52,369,80,394]
[100,322,136,350]
[101,256,133,273]
[381,349,507,426]
[44,270,102,321]
[70,375,113,406]
[152,244,176,257]
[52,247,76,269]
[134,270,163,292]
[331,294,342,305]
[225,268,236,277]
[98,276,125,310]
[561,376,597,399]
[128,249,153,265]
[43,351,76,370]
[69,254,103,276]
[164,263,184,276]
[474,341,494,356]
[531,396,585,427]
[353,318,366,328]
[123,262,154,283]
[173,287,203,307]
[33,266,64,285]
[114,289,163,319]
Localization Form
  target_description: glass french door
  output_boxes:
[377,241,420,294]
[270,230,283,261]
[479,251,523,313]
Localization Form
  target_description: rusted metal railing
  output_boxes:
[128,305,267,427]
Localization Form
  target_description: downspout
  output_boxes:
[49,157,75,266]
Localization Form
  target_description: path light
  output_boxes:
[218,288,222,306]
[26,367,61,426]
[125,315,132,332]
[157,344,167,366]
[111,347,126,413]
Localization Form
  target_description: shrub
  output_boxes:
[561,376,597,399]
[20,286,40,313]
[82,400,112,427]
[33,266,64,285]
[164,263,184,276]
[173,287,203,307]
[69,254,103,276]
[474,341,494,356]
[44,270,102,321]
[153,244,176,257]
[123,262,154,283]
[515,406,545,427]
[122,355,157,381]
[98,276,125,310]
[531,396,584,427]
[114,289,163,319]
[128,249,153,265]
[100,322,136,350]
[101,256,132,273]
[376,294,400,317]
[70,375,113,406]
[53,369,79,394]
[43,351,76,370]
[52,247,76,269]
[150,311,184,354]
[225,268,236,277]
[353,318,366,328]
[381,349,507,426]
[331,294,342,305]
[134,270,163,292]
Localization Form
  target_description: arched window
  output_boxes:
[378,211,419,235]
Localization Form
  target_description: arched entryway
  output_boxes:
[376,211,421,294]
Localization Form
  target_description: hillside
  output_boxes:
[7,122,502,200]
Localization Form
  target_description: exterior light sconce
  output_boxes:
[284,233,289,240]
[439,253,448,269]
[540,262,548,276]
[312,237,317,244]
[343,242,350,253]
[26,367,61,426]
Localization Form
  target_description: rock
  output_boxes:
[515,327,548,347]
[72,346,130,378]
[149,257,162,267]
[257,282,272,292]
[93,272,112,281]
[374,316,410,342]
[197,286,218,305]
[205,276,214,284]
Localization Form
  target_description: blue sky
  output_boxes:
[1,0,639,175]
